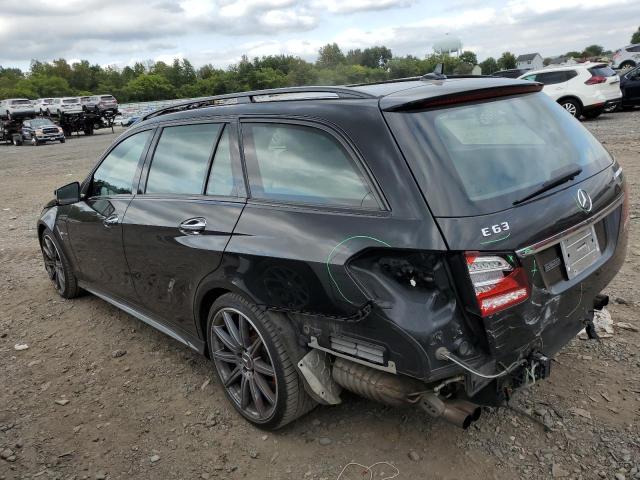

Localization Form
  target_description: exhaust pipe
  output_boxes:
[331,357,481,429]
[448,399,482,422]
[417,393,479,429]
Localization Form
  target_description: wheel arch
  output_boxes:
[194,278,306,363]
[556,95,583,108]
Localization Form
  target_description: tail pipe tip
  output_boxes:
[418,394,482,430]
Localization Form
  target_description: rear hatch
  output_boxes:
[383,85,627,358]
[586,64,621,101]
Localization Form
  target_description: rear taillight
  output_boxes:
[465,253,529,317]
[585,75,606,85]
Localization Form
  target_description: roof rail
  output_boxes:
[141,86,373,121]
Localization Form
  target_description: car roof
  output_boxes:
[138,76,538,126]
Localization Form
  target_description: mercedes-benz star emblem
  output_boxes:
[576,189,592,213]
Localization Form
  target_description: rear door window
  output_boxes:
[242,122,379,209]
[536,71,569,85]
[90,130,152,197]
[145,123,221,195]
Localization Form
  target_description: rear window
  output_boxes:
[385,92,613,216]
[588,65,616,77]
[11,99,31,105]
[101,95,115,100]
[63,98,79,104]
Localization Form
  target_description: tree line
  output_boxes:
[0,31,635,103]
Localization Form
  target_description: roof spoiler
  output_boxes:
[382,83,543,112]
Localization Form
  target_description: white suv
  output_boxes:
[48,97,82,116]
[519,63,622,119]
[35,98,55,115]
[0,98,36,120]
[612,44,640,71]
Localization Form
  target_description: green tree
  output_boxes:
[458,51,478,66]
[497,52,517,70]
[360,46,393,68]
[583,44,604,57]
[631,26,640,44]
[122,74,175,101]
[286,61,317,86]
[453,62,474,74]
[29,75,72,97]
[317,43,346,68]
[388,56,424,78]
[479,57,498,75]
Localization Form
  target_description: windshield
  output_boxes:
[31,119,55,127]
[385,92,613,216]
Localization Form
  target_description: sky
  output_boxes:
[0,0,638,71]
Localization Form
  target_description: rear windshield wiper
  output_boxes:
[513,165,583,205]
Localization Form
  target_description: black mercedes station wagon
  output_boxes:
[38,76,628,430]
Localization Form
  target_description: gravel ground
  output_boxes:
[1,113,639,480]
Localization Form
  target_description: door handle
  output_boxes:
[179,217,206,235]
[103,213,119,227]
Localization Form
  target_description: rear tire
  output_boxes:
[40,229,80,299]
[604,103,620,113]
[619,61,636,72]
[207,293,315,430]
[559,99,581,118]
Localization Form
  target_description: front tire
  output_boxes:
[207,293,315,429]
[40,229,80,299]
[560,99,581,118]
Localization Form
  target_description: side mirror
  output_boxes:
[55,181,80,205]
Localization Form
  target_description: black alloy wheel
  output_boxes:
[42,234,66,295]
[207,293,316,429]
[40,230,80,298]
[210,307,278,422]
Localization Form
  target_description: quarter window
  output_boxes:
[146,123,221,195]
[90,130,151,197]
[243,123,377,208]
[206,127,236,196]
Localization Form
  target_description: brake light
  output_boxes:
[465,253,529,316]
[585,75,606,85]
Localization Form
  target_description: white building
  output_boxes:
[516,53,543,70]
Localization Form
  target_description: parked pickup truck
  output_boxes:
[18,118,65,145]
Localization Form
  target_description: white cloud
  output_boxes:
[319,0,414,14]
[1,0,639,69]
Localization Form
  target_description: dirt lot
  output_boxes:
[1,114,639,480]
